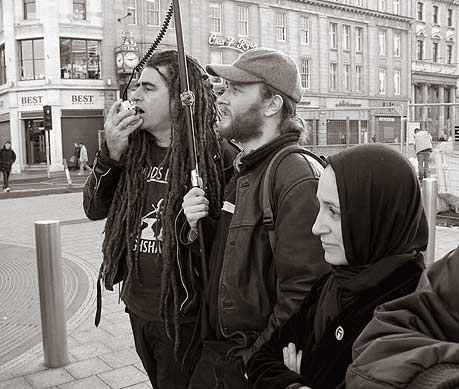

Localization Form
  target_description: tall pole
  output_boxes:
[172,0,208,289]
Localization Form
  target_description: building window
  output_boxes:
[300,58,310,89]
[19,38,44,80]
[417,2,423,20]
[447,44,453,64]
[300,15,309,45]
[344,64,351,91]
[378,68,386,94]
[329,62,337,90]
[330,22,338,49]
[343,25,351,51]
[417,40,424,60]
[209,3,222,34]
[355,27,363,52]
[432,5,439,24]
[355,64,363,91]
[209,50,223,64]
[447,9,453,27]
[73,0,86,20]
[23,0,36,20]
[60,38,101,79]
[432,42,439,63]
[393,32,401,57]
[276,11,287,41]
[393,70,401,95]
[356,0,364,6]
[378,30,386,56]
[378,0,386,11]
[238,5,249,37]
[0,45,5,85]
[393,0,400,14]
[127,0,137,24]
[146,0,160,26]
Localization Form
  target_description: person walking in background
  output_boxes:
[414,127,433,181]
[182,47,329,388]
[78,142,90,175]
[0,141,16,192]
[70,142,81,170]
[247,144,427,389]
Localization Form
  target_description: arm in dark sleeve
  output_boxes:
[12,151,16,163]
[241,175,328,363]
[247,302,310,389]
[347,249,459,389]
[83,143,124,220]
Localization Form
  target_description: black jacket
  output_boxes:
[0,148,16,171]
[214,133,329,363]
[247,260,424,389]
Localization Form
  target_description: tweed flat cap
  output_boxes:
[206,48,303,103]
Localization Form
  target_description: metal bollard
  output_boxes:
[35,220,69,368]
[422,178,438,267]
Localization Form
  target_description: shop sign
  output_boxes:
[208,34,256,52]
[336,100,362,108]
[378,117,396,122]
[64,91,104,109]
[19,94,45,108]
[71,94,95,105]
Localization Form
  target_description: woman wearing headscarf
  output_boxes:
[246,144,428,389]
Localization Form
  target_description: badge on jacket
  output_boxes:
[335,326,344,341]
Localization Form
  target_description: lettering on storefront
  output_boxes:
[21,96,43,106]
[336,100,362,107]
[71,95,94,105]
[208,34,256,52]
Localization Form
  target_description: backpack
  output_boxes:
[261,144,327,251]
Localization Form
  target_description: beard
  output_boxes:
[217,102,264,143]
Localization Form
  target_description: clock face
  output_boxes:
[116,53,124,68]
[124,52,139,68]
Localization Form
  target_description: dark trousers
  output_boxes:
[188,341,248,389]
[417,150,431,180]
[129,312,195,389]
[2,169,10,189]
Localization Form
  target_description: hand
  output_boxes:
[104,100,143,161]
[182,187,209,230]
[283,342,302,374]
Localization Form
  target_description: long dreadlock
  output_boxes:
[102,50,224,353]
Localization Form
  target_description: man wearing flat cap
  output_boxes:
[182,48,328,388]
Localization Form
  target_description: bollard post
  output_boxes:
[422,178,438,266]
[63,159,72,186]
[35,220,69,368]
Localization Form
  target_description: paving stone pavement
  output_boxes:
[0,193,152,389]
[0,193,457,388]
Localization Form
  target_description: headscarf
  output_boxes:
[314,144,428,340]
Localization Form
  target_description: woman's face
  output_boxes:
[312,166,348,266]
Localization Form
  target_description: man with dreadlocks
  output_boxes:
[182,48,329,388]
[83,50,232,389]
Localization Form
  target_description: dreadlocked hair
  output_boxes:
[102,50,224,356]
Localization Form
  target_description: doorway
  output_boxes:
[24,119,47,164]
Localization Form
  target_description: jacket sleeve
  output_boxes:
[83,143,124,220]
[241,159,328,364]
[346,248,459,389]
[247,301,310,389]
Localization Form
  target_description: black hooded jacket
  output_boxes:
[247,144,428,389]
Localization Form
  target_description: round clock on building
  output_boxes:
[124,52,139,69]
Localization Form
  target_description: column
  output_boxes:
[422,84,429,126]
[438,85,445,139]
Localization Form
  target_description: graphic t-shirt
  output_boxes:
[122,144,169,321]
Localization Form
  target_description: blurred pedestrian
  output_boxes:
[0,141,16,192]
[70,142,80,170]
[414,127,432,181]
[78,142,90,175]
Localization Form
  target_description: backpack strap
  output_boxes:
[261,145,326,252]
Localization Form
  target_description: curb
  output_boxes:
[0,185,84,200]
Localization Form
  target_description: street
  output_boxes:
[0,192,457,388]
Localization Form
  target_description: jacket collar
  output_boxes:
[235,132,300,173]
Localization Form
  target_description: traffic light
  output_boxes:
[43,105,52,130]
